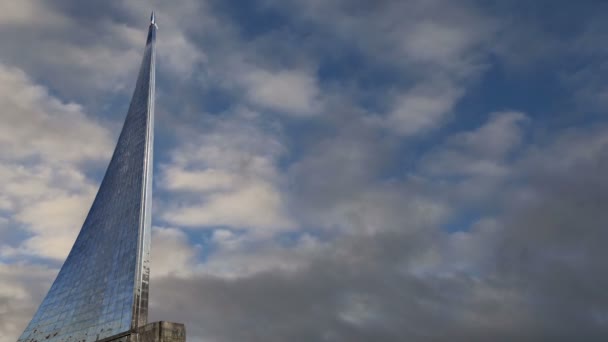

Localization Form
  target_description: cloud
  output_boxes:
[157,31,206,78]
[0,63,109,260]
[199,230,326,279]
[242,69,321,116]
[401,20,483,66]
[162,168,238,192]
[160,116,294,233]
[0,1,207,102]
[148,231,533,341]
[120,0,208,80]
[150,227,199,278]
[262,0,497,136]
[0,1,66,27]
[147,121,608,342]
[421,111,527,178]
[0,11,141,98]
[0,64,112,163]
[149,99,608,341]
[0,262,57,342]
[165,181,292,231]
[485,125,608,339]
[3,1,608,341]
[383,78,464,136]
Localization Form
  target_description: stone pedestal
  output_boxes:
[137,321,186,341]
[100,321,186,342]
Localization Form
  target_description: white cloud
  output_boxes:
[384,79,464,136]
[451,111,528,159]
[160,116,294,233]
[0,1,66,28]
[410,111,528,208]
[0,64,112,163]
[421,111,527,178]
[150,227,199,278]
[0,165,96,263]
[157,31,206,78]
[402,21,479,65]
[0,63,109,260]
[198,229,325,279]
[11,194,92,260]
[165,181,292,231]
[162,168,238,192]
[242,69,321,116]
[120,0,210,81]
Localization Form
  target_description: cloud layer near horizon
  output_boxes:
[1,1,608,341]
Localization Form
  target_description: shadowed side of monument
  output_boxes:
[17,12,185,342]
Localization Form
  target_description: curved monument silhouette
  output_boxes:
[17,13,185,342]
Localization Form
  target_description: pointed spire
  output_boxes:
[150,11,156,25]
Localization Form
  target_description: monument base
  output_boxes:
[137,321,186,342]
[99,321,186,342]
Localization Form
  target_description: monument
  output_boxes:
[17,13,185,342]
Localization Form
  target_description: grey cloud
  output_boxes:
[0,6,141,100]
[487,128,608,339]
[144,123,608,342]
[0,263,57,342]
[148,233,532,342]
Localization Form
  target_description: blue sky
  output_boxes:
[1,0,608,341]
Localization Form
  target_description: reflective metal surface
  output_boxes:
[17,16,156,342]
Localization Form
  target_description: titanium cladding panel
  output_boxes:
[17,19,156,342]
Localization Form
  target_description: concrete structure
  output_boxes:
[97,322,186,342]
[17,13,185,342]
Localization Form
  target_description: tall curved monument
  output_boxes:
[17,13,185,342]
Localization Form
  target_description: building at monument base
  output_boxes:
[98,322,185,342]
